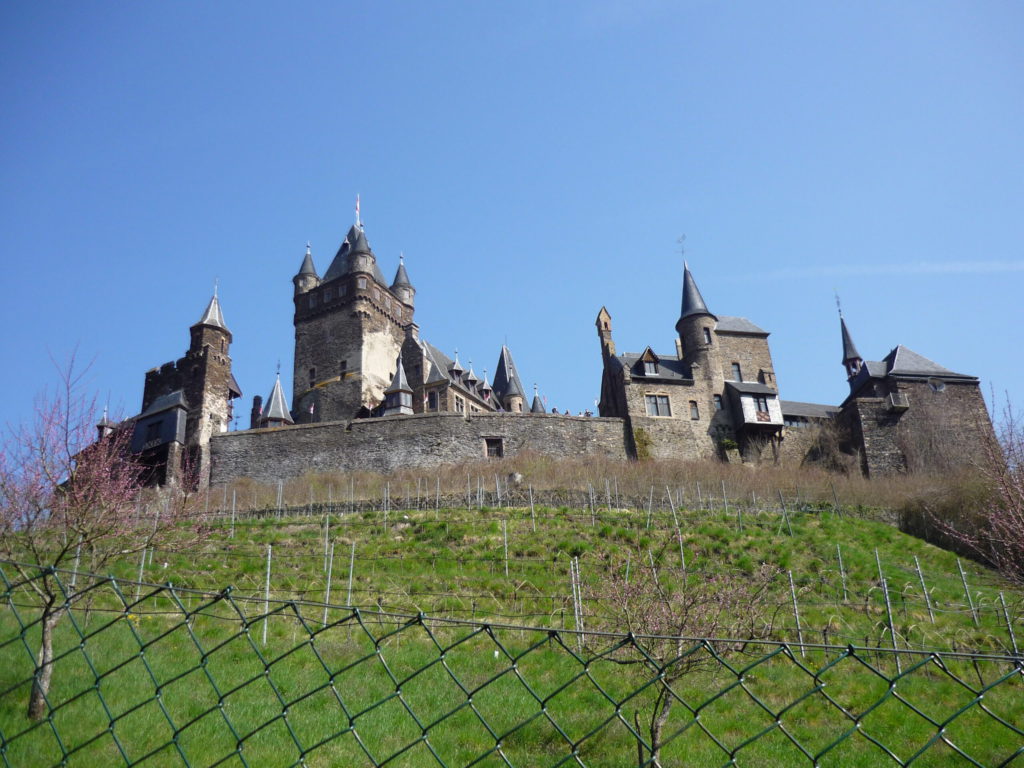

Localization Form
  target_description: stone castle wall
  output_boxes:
[210,412,631,483]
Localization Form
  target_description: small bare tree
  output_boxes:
[0,359,198,719]
[586,554,779,766]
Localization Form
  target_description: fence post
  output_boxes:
[721,481,729,518]
[262,544,272,646]
[788,571,805,657]
[695,481,703,511]
[778,490,793,536]
[135,547,146,603]
[503,519,509,579]
[646,486,654,529]
[529,485,536,532]
[836,544,848,603]
[957,558,980,627]
[914,555,935,624]
[230,491,236,539]
[881,577,901,673]
[70,537,82,591]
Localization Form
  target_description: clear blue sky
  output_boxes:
[2,2,1021,428]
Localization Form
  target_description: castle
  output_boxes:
[115,215,994,486]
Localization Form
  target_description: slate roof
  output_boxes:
[322,224,389,285]
[297,244,318,277]
[679,263,715,321]
[392,256,412,288]
[780,400,839,419]
[228,373,242,399]
[725,381,778,396]
[140,391,188,418]
[613,353,693,382]
[493,346,526,400]
[423,342,452,385]
[196,293,228,331]
[716,316,768,335]
[385,354,412,394]
[531,393,546,414]
[264,376,293,423]
[840,317,860,363]
[884,345,972,379]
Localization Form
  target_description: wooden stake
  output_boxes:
[957,558,979,627]
[836,544,848,603]
[1000,592,1018,656]
[529,485,536,532]
[789,570,805,657]
[346,541,356,606]
[914,555,934,624]
[323,541,335,626]
[262,544,272,646]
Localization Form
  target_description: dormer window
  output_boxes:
[644,361,658,375]
[731,363,742,381]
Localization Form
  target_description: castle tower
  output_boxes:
[292,213,412,423]
[293,242,320,296]
[493,346,526,413]
[596,306,615,360]
[383,354,414,416]
[674,262,720,382]
[840,314,863,381]
[259,374,294,428]
[530,384,546,414]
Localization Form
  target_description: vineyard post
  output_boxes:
[646,485,654,529]
[495,474,501,508]
[882,577,901,673]
[346,541,356,606]
[999,592,1018,655]
[778,490,793,536]
[695,481,703,510]
[914,555,934,624]
[957,558,979,627]
[70,537,82,590]
[605,479,612,510]
[836,544,848,603]
[323,541,335,626]
[788,570,805,658]
[230,491,236,539]
[529,485,536,532]
[503,519,509,578]
[262,544,272,646]
[721,481,729,520]
[135,547,146,603]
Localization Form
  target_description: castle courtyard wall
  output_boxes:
[210,412,631,482]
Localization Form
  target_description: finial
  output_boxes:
[399,251,404,264]
[677,234,687,259]
[306,241,311,255]
[213,277,219,297]
[534,383,538,395]
[835,291,843,318]
[355,193,362,229]
[276,359,281,377]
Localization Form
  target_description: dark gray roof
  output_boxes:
[725,380,778,395]
[264,376,293,423]
[780,400,839,419]
[423,342,452,385]
[228,373,242,399]
[493,346,526,400]
[615,353,693,382]
[530,393,546,413]
[884,345,972,379]
[195,293,228,331]
[322,224,389,285]
[716,316,768,335]
[392,256,411,288]
[863,360,888,378]
[297,245,318,277]
[140,390,188,418]
[678,263,716,323]
[840,317,861,363]
[385,354,412,394]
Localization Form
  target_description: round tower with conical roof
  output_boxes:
[674,262,720,381]
[391,253,415,308]
[293,242,320,296]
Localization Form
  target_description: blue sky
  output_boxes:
[1,1,1021,428]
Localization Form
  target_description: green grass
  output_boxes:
[1,502,1022,766]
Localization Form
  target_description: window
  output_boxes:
[731,363,742,381]
[785,415,809,428]
[703,328,712,344]
[324,287,333,301]
[357,277,367,289]
[485,438,504,458]
[308,368,316,388]
[339,360,347,376]
[427,391,438,410]
[713,394,723,411]
[455,396,465,413]
[309,293,318,307]
[145,421,161,443]
[754,395,769,412]
[928,378,946,393]
[689,400,700,420]
[339,284,347,297]
[373,288,381,302]
[644,361,658,375]
[644,394,671,417]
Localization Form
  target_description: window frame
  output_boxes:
[644,394,672,417]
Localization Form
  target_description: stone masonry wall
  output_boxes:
[715,332,777,389]
[210,412,631,483]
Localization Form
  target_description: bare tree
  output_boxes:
[585,554,779,766]
[0,358,197,719]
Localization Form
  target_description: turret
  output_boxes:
[674,262,717,375]
[96,406,116,440]
[293,242,320,296]
[259,375,294,428]
[530,384,546,414]
[383,354,413,416]
[596,306,615,359]
[190,289,232,355]
[493,345,526,413]
[840,314,863,380]
[391,253,415,308]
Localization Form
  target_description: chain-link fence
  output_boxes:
[1,562,1021,767]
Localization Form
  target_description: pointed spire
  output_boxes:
[465,362,479,386]
[450,349,464,377]
[298,241,318,277]
[840,316,861,365]
[392,252,412,288]
[480,369,492,392]
[196,291,228,331]
[263,374,293,425]
[678,261,715,323]
[530,384,546,414]
[493,345,526,400]
[384,353,412,394]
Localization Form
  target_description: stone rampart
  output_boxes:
[210,412,631,482]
